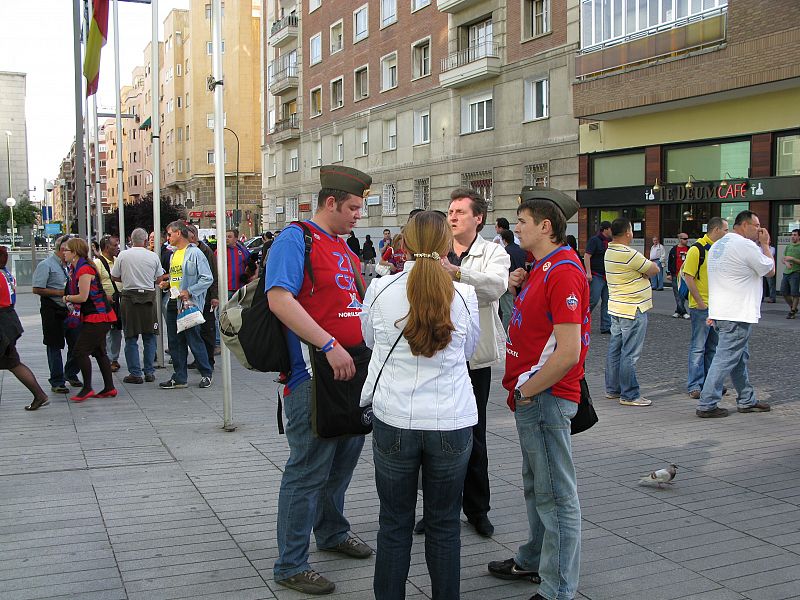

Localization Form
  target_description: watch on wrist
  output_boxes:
[514,388,532,404]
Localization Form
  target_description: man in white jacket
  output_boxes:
[415,187,510,537]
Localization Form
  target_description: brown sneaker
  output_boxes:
[110,361,121,372]
[696,407,729,418]
[738,402,771,413]
[276,570,335,595]
[688,390,701,399]
[321,536,373,558]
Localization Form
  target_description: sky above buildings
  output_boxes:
[0,0,189,202]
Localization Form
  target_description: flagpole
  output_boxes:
[73,0,87,238]
[93,95,103,239]
[113,0,125,245]
[152,0,164,368]
[211,0,235,432]
[83,0,93,240]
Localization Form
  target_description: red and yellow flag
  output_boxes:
[83,0,109,97]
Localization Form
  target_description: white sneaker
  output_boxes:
[671,312,680,318]
[619,397,652,406]
[199,376,212,389]
[682,313,690,319]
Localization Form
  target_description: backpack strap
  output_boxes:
[292,221,316,296]
[690,241,711,280]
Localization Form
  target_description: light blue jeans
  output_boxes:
[605,309,648,401]
[589,276,610,332]
[514,391,580,600]
[698,320,756,412]
[124,333,157,377]
[274,378,366,581]
[650,260,664,290]
[687,308,718,393]
[106,327,122,362]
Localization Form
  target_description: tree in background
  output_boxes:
[0,195,40,228]
[103,199,185,239]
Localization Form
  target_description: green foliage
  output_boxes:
[0,198,41,227]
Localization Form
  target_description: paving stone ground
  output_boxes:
[1,288,799,600]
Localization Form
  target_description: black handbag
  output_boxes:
[571,377,599,435]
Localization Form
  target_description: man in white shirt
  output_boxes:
[649,236,665,290]
[696,211,775,418]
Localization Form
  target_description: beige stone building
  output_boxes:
[260,0,580,235]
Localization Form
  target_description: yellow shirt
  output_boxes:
[169,247,186,291]
[682,234,713,308]
[94,256,116,297]
[605,242,654,318]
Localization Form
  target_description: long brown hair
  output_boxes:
[399,211,455,357]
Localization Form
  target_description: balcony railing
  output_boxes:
[271,114,299,134]
[441,42,500,73]
[270,14,298,36]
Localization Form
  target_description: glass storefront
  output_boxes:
[776,202,800,279]
[660,201,749,240]
[591,153,645,188]
[776,134,800,177]
[665,140,750,183]
[588,206,645,252]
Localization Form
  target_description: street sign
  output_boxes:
[45,223,62,235]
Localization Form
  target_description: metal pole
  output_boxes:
[83,0,92,240]
[92,96,103,239]
[113,0,125,245]
[72,0,87,239]
[212,0,235,432]
[152,0,164,368]
[4,134,10,199]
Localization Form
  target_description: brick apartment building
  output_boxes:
[261,0,581,235]
[573,0,800,276]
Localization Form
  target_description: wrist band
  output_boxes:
[321,338,337,353]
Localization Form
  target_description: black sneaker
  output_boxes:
[738,402,771,413]
[144,373,156,382]
[321,536,372,558]
[122,375,144,384]
[159,379,188,389]
[67,378,82,387]
[276,570,335,595]
[467,515,495,537]
[51,385,69,394]
[487,558,541,583]
[199,376,212,389]
[696,407,729,418]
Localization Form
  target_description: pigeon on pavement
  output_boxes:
[639,464,677,488]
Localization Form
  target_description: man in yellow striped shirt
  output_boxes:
[604,218,660,407]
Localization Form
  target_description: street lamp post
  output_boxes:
[223,127,239,229]
[5,197,16,250]
[136,167,164,368]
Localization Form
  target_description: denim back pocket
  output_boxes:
[372,422,402,456]
[440,428,472,456]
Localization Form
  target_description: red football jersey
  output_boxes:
[503,246,590,409]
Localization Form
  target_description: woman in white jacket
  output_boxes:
[360,211,480,600]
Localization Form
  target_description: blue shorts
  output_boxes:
[781,271,800,297]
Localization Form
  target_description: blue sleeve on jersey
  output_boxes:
[265,224,306,296]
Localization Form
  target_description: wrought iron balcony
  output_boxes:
[270,114,300,143]
[269,15,299,48]
[439,42,501,88]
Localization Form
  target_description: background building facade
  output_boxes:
[261,0,580,236]
[0,72,30,204]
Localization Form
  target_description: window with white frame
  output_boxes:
[310,33,322,65]
[385,119,397,150]
[524,162,549,187]
[309,88,322,117]
[176,63,182,76]
[524,77,549,121]
[334,134,344,161]
[580,0,728,49]
[177,127,183,141]
[354,5,369,42]
[461,170,494,211]
[413,177,430,210]
[177,160,183,174]
[206,40,225,54]
[414,109,430,145]
[313,140,322,166]
[185,92,190,107]
[382,183,397,216]
[186,125,189,139]
[412,38,431,78]
[381,0,397,27]
[330,20,344,53]
[412,0,430,11]
[177,96,182,109]
[330,77,344,109]
[287,149,299,173]
[207,150,215,164]
[206,113,226,129]
[358,127,369,156]
[354,66,369,99]
[381,53,397,91]
[309,0,321,11]
[186,158,190,173]
[461,91,493,134]
[285,196,299,221]
[468,19,493,59]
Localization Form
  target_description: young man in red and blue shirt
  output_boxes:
[266,165,373,595]
[488,188,588,600]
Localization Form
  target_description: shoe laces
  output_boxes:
[303,569,323,582]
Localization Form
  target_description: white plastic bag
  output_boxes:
[177,300,205,333]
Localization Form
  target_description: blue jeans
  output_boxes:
[687,308,718,393]
[606,309,648,401]
[698,320,756,411]
[46,325,80,387]
[124,333,157,377]
[372,418,471,600]
[671,276,687,315]
[106,327,122,362]
[650,260,664,290]
[165,301,212,383]
[514,391,580,600]
[274,379,365,581]
[589,276,610,332]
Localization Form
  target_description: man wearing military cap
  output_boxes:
[488,187,587,600]
[266,165,373,595]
